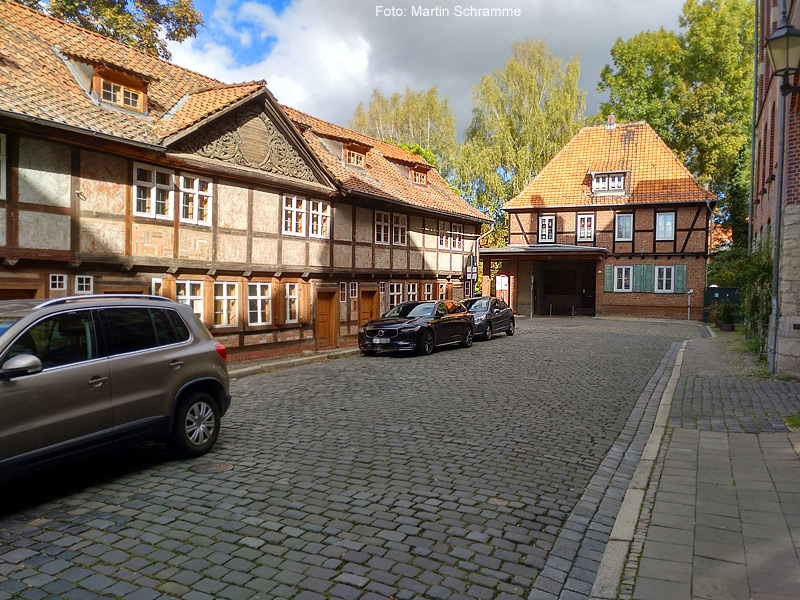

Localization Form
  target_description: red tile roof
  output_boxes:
[504,121,716,210]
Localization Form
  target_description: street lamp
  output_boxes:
[764,9,800,373]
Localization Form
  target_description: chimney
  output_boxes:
[605,113,617,130]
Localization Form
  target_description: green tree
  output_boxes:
[349,86,457,175]
[19,0,203,60]
[453,39,585,225]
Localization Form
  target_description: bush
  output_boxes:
[714,300,736,324]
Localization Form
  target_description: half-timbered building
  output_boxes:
[0,0,489,360]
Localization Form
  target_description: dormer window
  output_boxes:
[92,66,148,113]
[102,80,141,110]
[592,172,625,194]
[411,169,427,185]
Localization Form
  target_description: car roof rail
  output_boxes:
[35,294,173,309]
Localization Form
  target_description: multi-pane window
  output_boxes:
[134,163,173,219]
[309,201,330,238]
[375,211,390,245]
[615,214,633,241]
[151,278,163,296]
[389,283,403,308]
[438,283,447,299]
[424,283,434,300]
[0,133,6,201]
[101,79,142,111]
[283,195,306,236]
[49,274,66,291]
[349,281,358,299]
[592,174,608,192]
[214,282,238,326]
[609,174,625,190]
[248,282,272,325]
[285,282,299,323]
[393,214,407,246]
[539,215,555,243]
[180,175,212,225]
[176,281,203,319]
[577,214,595,242]
[75,275,93,294]
[614,266,632,292]
[411,170,426,185]
[655,266,675,293]
[452,223,464,251]
[346,149,365,167]
[438,221,451,249]
[407,283,418,301]
[339,282,347,303]
[656,212,675,241]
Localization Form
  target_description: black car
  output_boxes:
[462,296,515,340]
[359,300,474,355]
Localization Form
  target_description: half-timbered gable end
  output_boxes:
[0,0,489,358]
[480,117,717,320]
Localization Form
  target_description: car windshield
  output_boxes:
[384,303,435,318]
[463,298,489,313]
[0,317,20,337]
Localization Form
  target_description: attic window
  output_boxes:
[411,170,427,185]
[592,172,625,194]
[93,67,147,113]
[345,148,365,167]
[102,80,141,110]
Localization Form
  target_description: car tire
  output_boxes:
[170,391,220,458]
[417,329,434,355]
[507,319,515,336]
[460,327,474,348]
[484,322,493,341]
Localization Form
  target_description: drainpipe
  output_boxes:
[748,0,759,250]
[475,223,495,297]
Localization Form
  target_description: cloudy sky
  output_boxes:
[168,0,686,136]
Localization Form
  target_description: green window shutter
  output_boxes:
[644,264,655,293]
[675,264,687,293]
[633,265,644,292]
[604,265,613,292]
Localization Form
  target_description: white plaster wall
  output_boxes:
[452,253,463,272]
[334,204,352,241]
[356,246,371,268]
[282,239,305,265]
[309,240,330,267]
[253,189,280,234]
[375,247,390,270]
[334,244,352,268]
[217,182,249,231]
[425,218,437,249]
[81,218,125,254]
[355,207,372,243]
[409,216,424,250]
[252,237,278,264]
[410,250,423,271]
[392,249,407,270]
[438,252,451,272]
[217,233,248,263]
[19,138,71,207]
[19,212,70,250]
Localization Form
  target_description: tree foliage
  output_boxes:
[19,0,203,60]
[349,87,457,175]
[452,39,585,223]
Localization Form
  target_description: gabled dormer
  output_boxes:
[590,171,627,195]
[410,167,428,186]
[343,143,368,168]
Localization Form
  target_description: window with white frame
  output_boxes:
[248,282,272,325]
[151,278,163,296]
[609,174,625,191]
[133,163,173,219]
[379,282,386,300]
[614,266,632,292]
[393,214,407,246]
[438,221,451,249]
[656,212,675,241]
[101,79,143,111]
[339,282,347,303]
[180,175,212,225]
[375,211,390,244]
[438,283,447,299]
[214,282,238,326]
[176,281,203,319]
[50,274,66,291]
[407,283,418,301]
[655,266,675,293]
[539,215,555,243]
[283,196,306,236]
[389,283,403,308]
[75,275,93,294]
[285,282,299,323]
[424,283,433,300]
[349,281,358,299]
[577,214,595,242]
[411,170,427,185]
[592,174,608,192]
[615,213,633,241]
[345,148,365,167]
[310,200,331,238]
[0,133,6,201]
[452,223,464,251]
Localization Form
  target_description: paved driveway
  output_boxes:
[0,317,701,600]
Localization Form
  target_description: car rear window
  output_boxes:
[104,308,158,355]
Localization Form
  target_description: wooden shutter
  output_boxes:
[300,282,311,324]
[274,280,285,326]
[633,265,644,293]
[604,265,613,292]
[644,264,655,293]
[675,265,687,293]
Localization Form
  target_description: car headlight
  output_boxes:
[474,314,486,323]
[359,326,365,334]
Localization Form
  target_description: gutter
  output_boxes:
[0,109,166,152]
[341,187,491,225]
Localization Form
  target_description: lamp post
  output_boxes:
[764,6,800,373]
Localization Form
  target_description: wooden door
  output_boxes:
[0,288,37,300]
[360,290,378,325]
[315,291,337,349]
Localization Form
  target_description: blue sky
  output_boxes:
[169,0,685,135]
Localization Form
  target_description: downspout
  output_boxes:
[748,0,759,251]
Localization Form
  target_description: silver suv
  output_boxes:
[0,295,230,481]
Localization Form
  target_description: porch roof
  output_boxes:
[479,244,607,260]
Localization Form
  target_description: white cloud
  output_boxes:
[169,0,685,134]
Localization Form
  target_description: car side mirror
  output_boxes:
[435,310,445,318]
[0,354,43,380]
[492,308,500,314]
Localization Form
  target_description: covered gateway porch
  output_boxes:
[479,245,607,317]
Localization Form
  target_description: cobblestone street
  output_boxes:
[0,317,701,600]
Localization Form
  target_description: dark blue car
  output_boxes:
[462,297,515,341]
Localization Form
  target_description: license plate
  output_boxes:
[373,337,389,344]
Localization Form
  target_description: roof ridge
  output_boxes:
[4,0,222,86]
[191,80,266,95]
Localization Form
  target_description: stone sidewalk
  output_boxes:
[592,330,800,600]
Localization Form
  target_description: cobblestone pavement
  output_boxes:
[0,317,700,600]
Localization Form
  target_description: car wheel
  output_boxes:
[170,391,220,458]
[460,327,474,348]
[507,319,515,336]
[484,322,493,341]
[417,329,434,355]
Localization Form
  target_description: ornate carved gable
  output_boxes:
[178,103,316,182]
